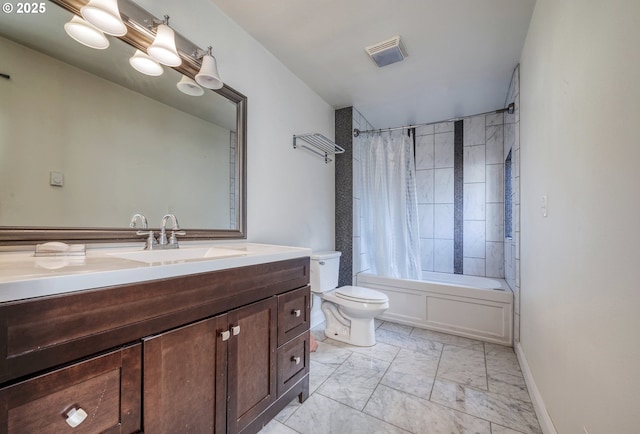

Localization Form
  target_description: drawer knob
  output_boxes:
[65,407,88,428]
[220,330,231,341]
[232,325,241,336]
[292,309,301,317]
[291,356,301,365]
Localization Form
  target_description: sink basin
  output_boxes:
[108,247,246,264]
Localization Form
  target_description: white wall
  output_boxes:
[519,0,640,432]
[136,0,336,251]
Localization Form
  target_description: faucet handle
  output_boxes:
[136,230,157,250]
[169,230,186,246]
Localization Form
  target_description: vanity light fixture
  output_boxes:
[195,46,223,90]
[80,0,127,37]
[176,75,204,96]
[147,16,182,67]
[129,49,163,76]
[64,15,110,50]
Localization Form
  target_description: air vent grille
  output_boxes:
[365,35,407,67]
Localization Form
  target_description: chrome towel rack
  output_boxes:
[293,133,345,163]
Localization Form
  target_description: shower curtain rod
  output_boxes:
[352,103,515,137]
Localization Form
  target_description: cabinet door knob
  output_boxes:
[220,330,231,341]
[291,356,301,365]
[232,325,241,336]
[65,407,88,428]
[292,309,301,317]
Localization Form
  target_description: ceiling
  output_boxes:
[210,0,536,129]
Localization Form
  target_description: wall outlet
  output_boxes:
[50,171,64,187]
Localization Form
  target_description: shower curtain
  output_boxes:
[358,129,422,279]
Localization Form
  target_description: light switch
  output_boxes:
[50,171,64,187]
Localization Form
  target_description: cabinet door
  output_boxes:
[0,344,141,434]
[227,297,277,434]
[143,314,228,434]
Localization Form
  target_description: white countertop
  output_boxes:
[0,242,311,303]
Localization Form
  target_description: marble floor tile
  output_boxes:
[317,352,390,410]
[375,328,444,356]
[410,327,485,351]
[285,392,409,434]
[485,345,523,378]
[379,321,414,335]
[310,322,328,343]
[310,341,352,368]
[380,348,440,399]
[488,371,531,402]
[491,423,526,434]
[309,360,337,394]
[273,397,302,423]
[437,345,488,390]
[431,379,542,434]
[374,318,384,329]
[364,384,491,434]
[322,338,401,363]
[259,419,300,434]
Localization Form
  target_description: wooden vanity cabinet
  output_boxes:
[0,257,311,434]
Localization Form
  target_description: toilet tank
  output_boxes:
[310,251,341,294]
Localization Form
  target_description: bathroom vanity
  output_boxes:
[0,243,311,434]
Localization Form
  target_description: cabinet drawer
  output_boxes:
[277,331,310,396]
[277,286,310,346]
[0,344,141,434]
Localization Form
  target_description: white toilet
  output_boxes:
[310,251,389,347]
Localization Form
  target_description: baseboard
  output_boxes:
[514,341,558,434]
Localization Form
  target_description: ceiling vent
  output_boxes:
[365,35,407,68]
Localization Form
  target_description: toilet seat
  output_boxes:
[335,285,388,304]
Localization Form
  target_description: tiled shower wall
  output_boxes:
[504,66,521,342]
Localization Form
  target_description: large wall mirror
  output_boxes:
[0,0,247,245]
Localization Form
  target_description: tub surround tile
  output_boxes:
[431,379,542,434]
[486,204,505,242]
[486,125,504,165]
[463,220,486,258]
[415,124,435,136]
[434,204,455,239]
[420,238,435,272]
[435,121,454,133]
[486,164,505,203]
[284,392,408,434]
[434,132,455,168]
[434,239,454,273]
[380,348,439,399]
[488,371,531,403]
[364,384,491,434]
[463,116,486,146]
[463,258,486,277]
[410,327,485,352]
[418,203,435,238]
[464,145,486,183]
[463,183,486,220]
[454,120,464,275]
[416,169,435,204]
[434,168,455,204]
[436,345,488,390]
[416,134,435,170]
[485,112,504,127]
[317,352,389,410]
[486,242,505,278]
[375,328,444,356]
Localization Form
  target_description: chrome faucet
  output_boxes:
[158,214,186,248]
[129,213,148,229]
[130,213,158,250]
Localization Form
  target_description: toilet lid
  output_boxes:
[335,286,388,304]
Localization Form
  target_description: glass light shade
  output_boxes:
[177,75,204,96]
[195,54,223,89]
[64,16,109,50]
[129,50,163,76]
[80,0,127,37]
[147,24,181,67]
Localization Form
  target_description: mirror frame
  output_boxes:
[0,0,247,246]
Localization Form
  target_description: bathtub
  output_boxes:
[356,271,513,346]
